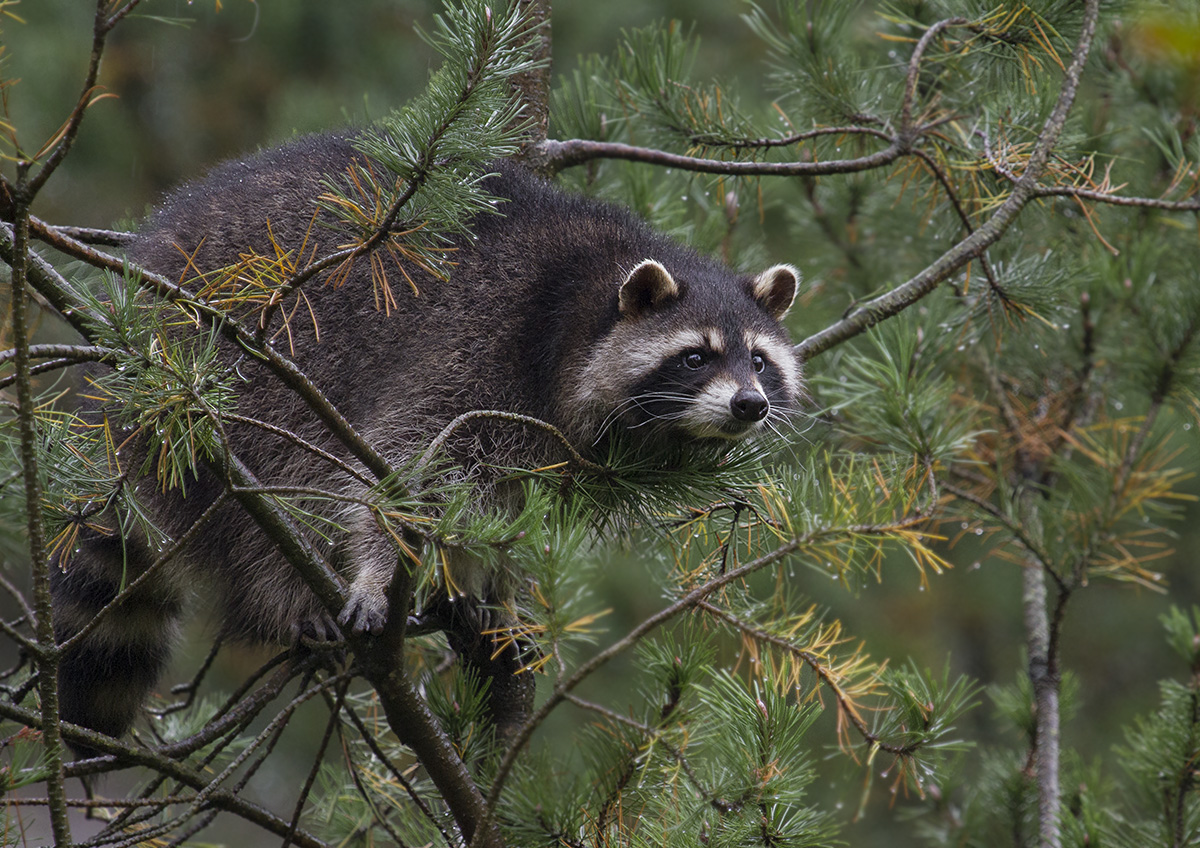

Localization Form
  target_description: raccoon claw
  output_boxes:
[337,591,388,636]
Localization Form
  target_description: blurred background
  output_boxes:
[5,1,1199,845]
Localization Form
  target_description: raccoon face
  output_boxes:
[575,259,802,447]
[621,323,799,441]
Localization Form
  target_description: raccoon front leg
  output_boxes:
[338,559,393,636]
[336,503,403,636]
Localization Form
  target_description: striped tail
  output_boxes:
[50,533,184,750]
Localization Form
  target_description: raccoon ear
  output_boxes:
[749,263,799,320]
[619,259,681,318]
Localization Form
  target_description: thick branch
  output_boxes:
[352,564,501,848]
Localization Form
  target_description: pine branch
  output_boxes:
[697,601,915,756]
[796,0,1103,364]
[899,18,970,133]
[477,512,937,844]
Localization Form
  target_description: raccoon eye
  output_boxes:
[751,352,767,374]
[681,350,707,370]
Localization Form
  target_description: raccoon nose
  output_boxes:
[730,387,769,422]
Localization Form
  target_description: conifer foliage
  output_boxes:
[2,1,1199,846]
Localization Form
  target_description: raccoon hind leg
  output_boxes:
[51,532,185,749]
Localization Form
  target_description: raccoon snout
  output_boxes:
[730,387,770,422]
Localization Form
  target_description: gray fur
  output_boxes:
[52,132,802,742]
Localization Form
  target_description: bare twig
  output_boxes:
[219,411,375,486]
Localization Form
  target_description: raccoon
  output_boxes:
[50,132,802,744]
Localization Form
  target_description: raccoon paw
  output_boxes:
[291,612,344,646]
[337,588,389,636]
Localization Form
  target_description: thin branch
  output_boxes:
[282,677,343,848]
[181,671,351,824]
[1030,183,1200,210]
[0,343,110,369]
[0,614,40,655]
[538,137,905,178]
[156,651,305,760]
[728,125,892,150]
[983,147,1200,211]
[939,480,1062,589]
[219,411,375,488]
[22,0,116,199]
[42,224,135,247]
[416,409,608,476]
[8,796,198,809]
[908,147,1008,299]
[340,746,414,848]
[900,18,969,132]
[339,693,454,847]
[0,356,109,390]
[56,492,231,655]
[0,572,36,630]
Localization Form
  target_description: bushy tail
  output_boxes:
[50,534,184,748]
